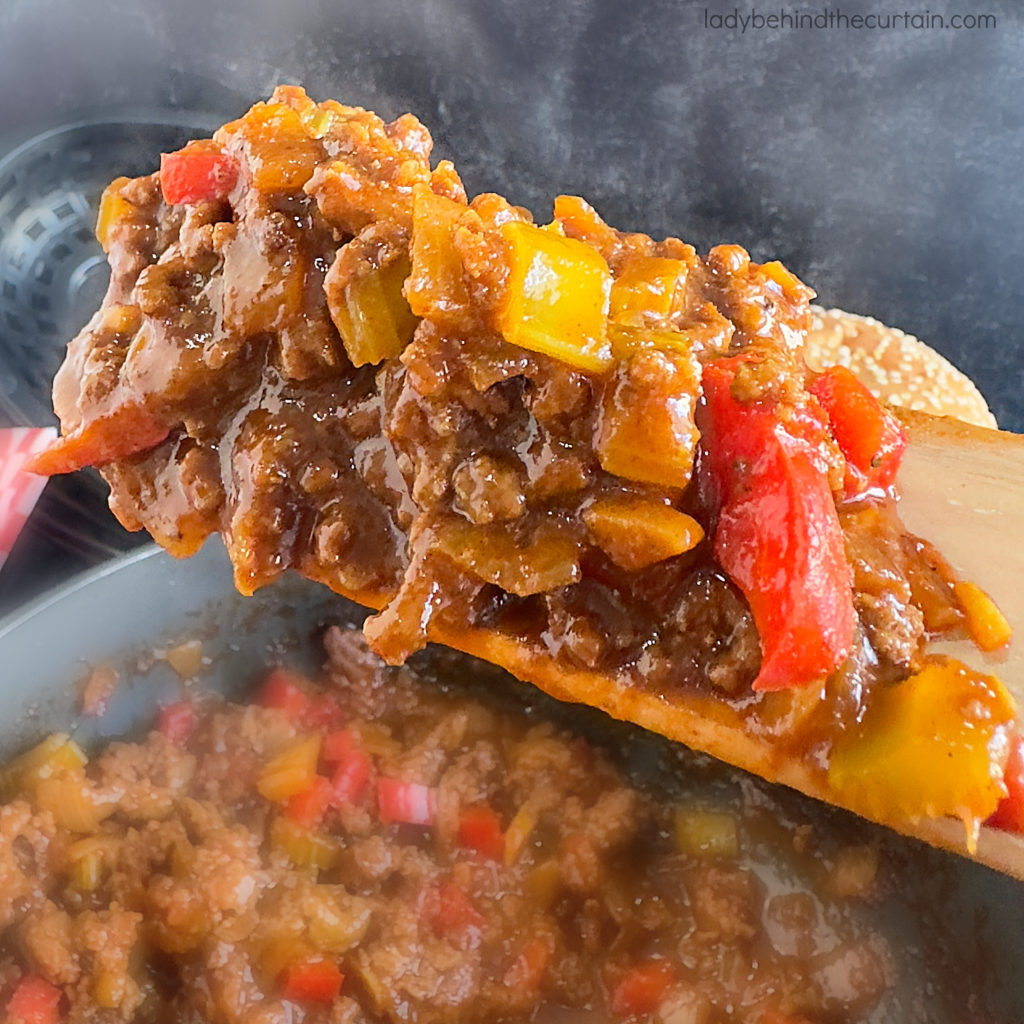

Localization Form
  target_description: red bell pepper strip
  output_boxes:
[328,733,372,807]
[457,805,504,860]
[258,671,343,731]
[156,702,198,746]
[285,775,334,829]
[609,961,675,1017]
[280,961,344,1003]
[322,728,357,763]
[160,147,238,206]
[808,365,907,500]
[378,778,436,825]
[6,976,62,1024]
[25,402,170,476]
[700,356,856,691]
[987,731,1024,833]
[258,671,310,722]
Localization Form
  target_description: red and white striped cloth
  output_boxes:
[0,427,56,568]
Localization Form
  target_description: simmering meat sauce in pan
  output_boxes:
[0,629,1005,1023]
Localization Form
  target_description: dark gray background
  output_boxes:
[0,0,1020,604]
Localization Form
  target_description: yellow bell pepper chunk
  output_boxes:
[290,93,355,139]
[270,816,342,871]
[94,971,126,1010]
[828,659,1016,831]
[954,581,1013,652]
[406,187,472,321]
[0,733,87,800]
[609,255,687,323]
[68,837,110,893]
[436,519,580,597]
[258,734,322,803]
[258,933,316,988]
[238,102,322,193]
[71,848,104,892]
[595,348,700,491]
[101,304,142,336]
[607,323,692,360]
[330,254,419,367]
[302,886,372,952]
[497,220,612,372]
[674,808,739,858]
[503,801,538,867]
[36,771,112,833]
[758,259,806,300]
[96,178,133,253]
[584,495,703,571]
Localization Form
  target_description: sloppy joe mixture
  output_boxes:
[0,629,1002,1024]
[31,87,1023,837]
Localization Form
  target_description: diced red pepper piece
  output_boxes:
[6,976,62,1024]
[609,961,675,1017]
[424,879,485,940]
[161,147,238,206]
[808,365,907,500]
[457,805,504,860]
[25,402,170,476]
[700,356,856,691]
[285,775,334,829]
[330,744,372,807]
[378,778,436,825]
[322,729,357,763]
[258,671,346,737]
[258,671,310,722]
[302,694,344,731]
[156,702,198,746]
[257,671,343,732]
[987,731,1024,834]
[280,961,344,1004]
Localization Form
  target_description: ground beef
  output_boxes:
[0,628,996,1024]
[42,86,962,708]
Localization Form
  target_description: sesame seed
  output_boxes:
[805,306,996,429]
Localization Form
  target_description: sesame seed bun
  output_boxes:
[804,306,996,429]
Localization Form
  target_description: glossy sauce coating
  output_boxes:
[48,87,988,811]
